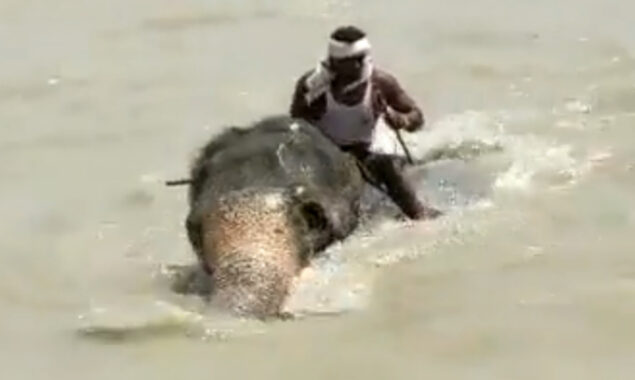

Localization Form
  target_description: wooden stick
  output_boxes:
[394,129,415,165]
[378,95,416,166]
[165,178,192,187]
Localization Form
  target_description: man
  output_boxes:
[290,25,441,220]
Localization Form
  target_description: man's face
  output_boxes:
[328,54,366,82]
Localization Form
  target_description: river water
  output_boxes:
[1,0,634,379]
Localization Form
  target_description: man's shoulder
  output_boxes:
[372,68,403,98]
[371,66,421,115]
[371,68,403,92]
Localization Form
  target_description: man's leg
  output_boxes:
[364,153,441,220]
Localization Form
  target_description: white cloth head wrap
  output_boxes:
[327,37,372,58]
[303,37,373,104]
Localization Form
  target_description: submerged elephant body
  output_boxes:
[185,115,364,318]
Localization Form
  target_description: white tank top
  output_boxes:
[315,83,376,146]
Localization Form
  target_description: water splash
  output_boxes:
[280,108,599,318]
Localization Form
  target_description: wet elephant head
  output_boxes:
[199,188,336,318]
[184,116,363,319]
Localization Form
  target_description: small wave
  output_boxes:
[142,9,277,32]
[143,13,238,31]
[76,298,267,342]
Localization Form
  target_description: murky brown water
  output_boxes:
[1,1,634,379]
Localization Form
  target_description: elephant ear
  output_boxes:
[185,214,212,274]
[286,185,334,265]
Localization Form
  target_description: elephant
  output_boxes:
[183,115,365,319]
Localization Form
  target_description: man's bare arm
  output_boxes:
[290,74,309,119]
[375,70,424,132]
[290,71,328,122]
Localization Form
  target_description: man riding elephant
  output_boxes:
[178,27,444,319]
[290,25,442,220]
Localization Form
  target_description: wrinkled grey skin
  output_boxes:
[184,115,364,319]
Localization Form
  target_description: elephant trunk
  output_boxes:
[200,189,307,319]
[210,252,296,318]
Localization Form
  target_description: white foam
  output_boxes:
[408,110,590,193]
[410,111,505,158]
